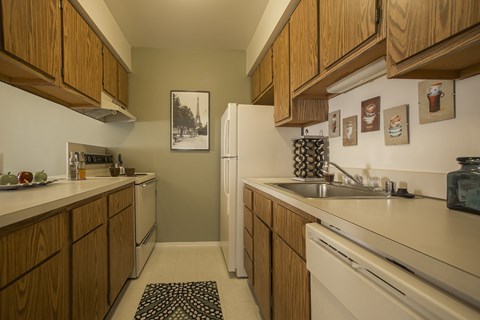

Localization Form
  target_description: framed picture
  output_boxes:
[384,104,409,145]
[171,91,210,150]
[342,116,358,146]
[328,110,341,137]
[361,96,380,132]
[418,80,455,124]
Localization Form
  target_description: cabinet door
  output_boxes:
[259,48,273,93]
[320,0,377,69]
[273,235,310,320]
[273,24,291,123]
[290,0,319,92]
[253,215,271,320]
[102,46,118,98]
[72,224,108,320]
[0,251,68,320]
[109,206,135,303]
[1,0,60,79]
[62,0,102,102]
[251,67,261,101]
[117,63,129,106]
[388,0,480,63]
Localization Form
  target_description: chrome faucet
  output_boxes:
[323,161,363,185]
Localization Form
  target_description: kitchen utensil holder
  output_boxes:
[292,136,328,181]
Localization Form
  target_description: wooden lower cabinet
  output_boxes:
[0,247,69,319]
[109,206,135,303]
[273,235,310,320]
[245,186,313,320]
[72,224,108,320]
[253,215,272,320]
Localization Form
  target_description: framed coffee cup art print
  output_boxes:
[171,91,210,151]
[384,104,409,146]
[361,96,380,132]
[418,80,455,124]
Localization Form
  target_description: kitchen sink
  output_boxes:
[268,182,390,199]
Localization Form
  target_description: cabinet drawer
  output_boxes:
[254,192,273,227]
[244,206,253,236]
[0,250,68,319]
[108,186,134,217]
[72,197,107,242]
[243,187,253,210]
[244,228,253,260]
[274,203,314,260]
[244,250,253,285]
[0,213,65,289]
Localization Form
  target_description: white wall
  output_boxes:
[0,82,132,175]
[307,74,480,198]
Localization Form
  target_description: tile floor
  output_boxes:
[106,244,262,320]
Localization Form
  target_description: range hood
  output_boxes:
[72,92,136,122]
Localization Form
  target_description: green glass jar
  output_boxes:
[447,157,480,214]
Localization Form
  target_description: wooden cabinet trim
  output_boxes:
[273,23,291,123]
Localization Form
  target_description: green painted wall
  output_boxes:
[120,48,251,242]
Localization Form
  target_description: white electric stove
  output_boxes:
[66,142,156,278]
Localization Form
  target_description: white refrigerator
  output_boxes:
[220,103,300,277]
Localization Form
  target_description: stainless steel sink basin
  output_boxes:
[268,182,390,199]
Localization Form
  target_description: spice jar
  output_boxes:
[447,157,480,214]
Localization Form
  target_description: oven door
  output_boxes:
[135,179,156,244]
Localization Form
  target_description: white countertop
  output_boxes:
[0,176,135,228]
[244,178,480,306]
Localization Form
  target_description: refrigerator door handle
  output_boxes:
[224,118,230,156]
[223,159,229,196]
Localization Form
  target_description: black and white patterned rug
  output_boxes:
[134,281,224,320]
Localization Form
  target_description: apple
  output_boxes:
[0,172,18,185]
[33,170,48,182]
[17,171,33,184]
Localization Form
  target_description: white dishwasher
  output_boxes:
[306,223,480,320]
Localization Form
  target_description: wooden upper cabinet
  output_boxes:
[251,67,261,101]
[387,0,480,79]
[259,48,273,93]
[273,24,291,123]
[251,49,273,104]
[62,0,102,102]
[117,63,129,107]
[102,46,118,98]
[388,0,480,63]
[0,0,61,80]
[289,0,319,92]
[320,0,378,70]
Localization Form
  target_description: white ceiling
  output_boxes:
[104,0,270,50]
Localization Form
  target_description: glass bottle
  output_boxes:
[68,152,77,180]
[447,157,480,214]
[76,152,87,180]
